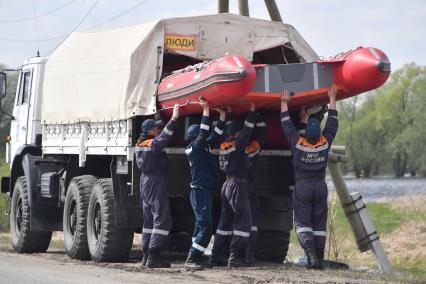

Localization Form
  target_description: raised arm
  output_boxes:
[280,90,299,148]
[235,102,256,151]
[152,104,180,152]
[192,99,212,150]
[322,85,339,144]
[207,107,226,148]
[254,112,267,148]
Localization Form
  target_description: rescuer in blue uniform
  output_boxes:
[245,113,267,265]
[184,99,226,270]
[288,107,313,195]
[281,85,339,269]
[210,102,256,268]
[135,104,180,269]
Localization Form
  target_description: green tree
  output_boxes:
[0,63,18,152]
[337,63,426,177]
[375,63,425,177]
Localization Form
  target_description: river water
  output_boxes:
[326,177,426,203]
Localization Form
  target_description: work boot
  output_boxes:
[305,247,323,270]
[317,249,325,269]
[146,250,171,269]
[245,247,256,266]
[209,249,228,267]
[228,251,248,268]
[184,252,204,271]
[201,255,213,269]
[208,253,227,267]
[141,249,149,267]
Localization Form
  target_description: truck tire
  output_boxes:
[87,178,134,262]
[169,197,194,253]
[256,230,290,263]
[63,175,97,260]
[10,176,52,253]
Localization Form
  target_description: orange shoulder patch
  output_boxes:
[220,141,235,150]
[246,140,260,153]
[137,139,153,147]
[297,135,328,148]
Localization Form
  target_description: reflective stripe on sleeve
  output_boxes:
[152,228,169,236]
[298,129,306,134]
[214,127,223,135]
[200,124,210,131]
[313,231,327,237]
[329,115,338,119]
[233,230,250,237]
[281,116,290,122]
[296,227,313,234]
[163,128,174,136]
[185,147,193,155]
[251,226,258,232]
[142,228,153,234]
[247,149,260,158]
[245,121,254,128]
[256,122,266,127]
[219,147,237,155]
[135,146,152,152]
[192,242,207,252]
[216,229,233,236]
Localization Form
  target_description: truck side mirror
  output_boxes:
[0,72,6,99]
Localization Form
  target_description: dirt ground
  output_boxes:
[0,235,424,284]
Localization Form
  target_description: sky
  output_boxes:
[0,0,425,69]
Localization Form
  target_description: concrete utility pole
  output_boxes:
[218,0,229,13]
[238,0,250,16]
[264,0,283,22]
[328,146,391,273]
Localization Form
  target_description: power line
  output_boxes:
[44,0,100,55]
[33,0,40,55]
[0,36,66,43]
[0,0,99,43]
[0,0,77,23]
[0,0,150,43]
[86,0,149,30]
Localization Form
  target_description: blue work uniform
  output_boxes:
[185,115,225,256]
[281,109,338,259]
[212,111,256,259]
[246,117,267,251]
[288,119,309,193]
[135,119,178,254]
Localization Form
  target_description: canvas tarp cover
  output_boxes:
[42,14,318,123]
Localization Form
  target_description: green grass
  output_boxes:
[333,202,426,276]
[330,202,404,236]
[289,202,405,248]
[0,161,10,232]
[288,199,426,277]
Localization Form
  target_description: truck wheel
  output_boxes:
[169,197,194,253]
[63,175,97,260]
[10,176,52,253]
[256,230,290,263]
[87,178,134,262]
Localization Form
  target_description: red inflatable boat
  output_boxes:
[157,55,256,116]
[157,46,390,115]
[234,47,391,113]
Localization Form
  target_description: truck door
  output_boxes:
[10,69,33,159]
